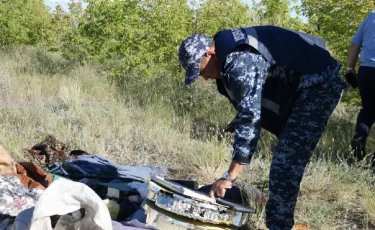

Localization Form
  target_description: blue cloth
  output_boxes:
[0,215,13,230]
[214,26,334,75]
[50,155,167,182]
[352,11,375,68]
[95,179,134,192]
[117,200,141,222]
[112,219,158,230]
[127,209,147,223]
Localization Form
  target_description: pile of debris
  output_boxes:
[23,135,86,168]
[1,136,167,230]
[0,136,310,230]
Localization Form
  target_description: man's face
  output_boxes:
[199,45,221,81]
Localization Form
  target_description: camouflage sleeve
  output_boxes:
[215,79,238,109]
[222,50,268,165]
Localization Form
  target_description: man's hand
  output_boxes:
[345,43,360,88]
[209,161,243,200]
[224,116,236,133]
[344,68,358,88]
[209,179,232,199]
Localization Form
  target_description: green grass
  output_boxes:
[1,47,375,229]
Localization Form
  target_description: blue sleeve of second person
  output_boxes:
[352,16,367,46]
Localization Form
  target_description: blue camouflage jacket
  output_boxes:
[214,26,334,164]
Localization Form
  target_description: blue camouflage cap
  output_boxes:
[178,34,212,85]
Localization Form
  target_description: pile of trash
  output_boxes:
[0,136,170,230]
[0,136,257,230]
[0,136,315,230]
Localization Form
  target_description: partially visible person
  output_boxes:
[346,10,375,162]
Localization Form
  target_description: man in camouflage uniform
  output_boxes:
[178,26,347,230]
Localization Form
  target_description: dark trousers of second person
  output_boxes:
[352,66,375,161]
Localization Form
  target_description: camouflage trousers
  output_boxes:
[265,63,347,230]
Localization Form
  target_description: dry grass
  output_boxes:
[0,48,231,181]
[1,48,375,229]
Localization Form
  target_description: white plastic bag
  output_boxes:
[12,178,113,230]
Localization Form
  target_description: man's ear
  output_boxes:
[207,50,218,60]
[207,46,215,55]
[205,50,216,61]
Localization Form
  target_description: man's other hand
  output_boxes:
[224,117,236,133]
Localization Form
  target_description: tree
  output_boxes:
[302,0,375,104]
[301,0,374,64]
[0,0,52,47]
[193,0,251,36]
[57,1,89,64]
[47,5,70,51]
[124,0,193,76]
[76,0,191,79]
[249,0,314,33]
